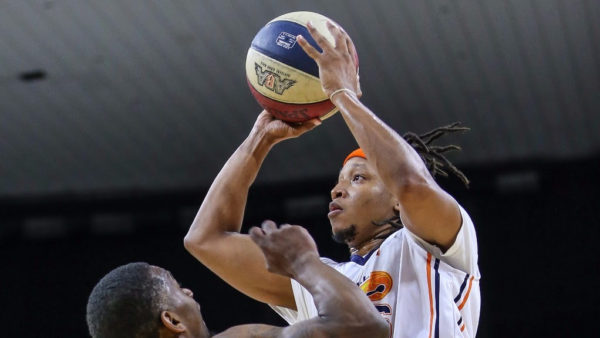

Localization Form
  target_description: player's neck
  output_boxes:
[350,225,396,256]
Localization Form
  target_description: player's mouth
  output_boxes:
[328,202,343,218]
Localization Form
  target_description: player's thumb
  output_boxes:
[248,226,266,247]
[297,118,322,135]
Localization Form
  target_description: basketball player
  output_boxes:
[87,222,388,338]
[185,21,480,337]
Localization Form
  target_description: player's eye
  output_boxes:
[352,174,365,182]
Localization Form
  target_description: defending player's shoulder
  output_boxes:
[215,324,282,338]
[214,323,361,338]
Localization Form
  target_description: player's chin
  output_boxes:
[329,218,346,233]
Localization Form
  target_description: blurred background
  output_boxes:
[1,0,598,336]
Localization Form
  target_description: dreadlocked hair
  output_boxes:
[366,123,469,239]
[372,216,403,230]
[402,122,470,187]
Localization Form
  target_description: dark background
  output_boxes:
[1,1,598,337]
[2,157,598,337]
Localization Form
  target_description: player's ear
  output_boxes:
[393,201,401,214]
[161,310,186,334]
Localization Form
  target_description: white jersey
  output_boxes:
[271,205,481,337]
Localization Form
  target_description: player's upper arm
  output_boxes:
[395,177,462,252]
[184,231,295,309]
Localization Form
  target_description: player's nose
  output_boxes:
[330,182,347,200]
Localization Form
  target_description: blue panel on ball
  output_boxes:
[251,20,322,77]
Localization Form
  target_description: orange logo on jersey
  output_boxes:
[359,271,393,301]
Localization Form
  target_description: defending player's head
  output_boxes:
[329,123,470,250]
[86,262,210,338]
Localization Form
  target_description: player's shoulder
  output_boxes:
[215,324,281,337]
[381,228,410,247]
[365,229,412,259]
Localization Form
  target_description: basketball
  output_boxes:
[245,11,358,123]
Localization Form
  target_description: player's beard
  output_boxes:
[331,224,357,244]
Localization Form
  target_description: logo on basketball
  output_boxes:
[254,63,296,95]
[359,271,393,301]
[276,32,297,49]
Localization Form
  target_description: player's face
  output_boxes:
[328,157,398,246]
[154,266,211,338]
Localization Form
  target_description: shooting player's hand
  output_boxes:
[251,110,321,145]
[296,21,361,98]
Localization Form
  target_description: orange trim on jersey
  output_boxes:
[458,275,475,310]
[426,253,434,338]
[460,323,466,332]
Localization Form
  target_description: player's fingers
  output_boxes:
[346,35,358,62]
[259,109,273,118]
[261,219,277,234]
[306,21,333,50]
[295,118,321,134]
[326,20,345,50]
[296,35,320,61]
[248,226,265,245]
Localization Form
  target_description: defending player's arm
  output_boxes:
[242,221,389,338]
[297,22,461,251]
[184,111,320,308]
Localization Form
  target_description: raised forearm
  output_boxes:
[183,113,318,308]
[333,93,432,189]
[185,128,273,242]
[333,93,462,249]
